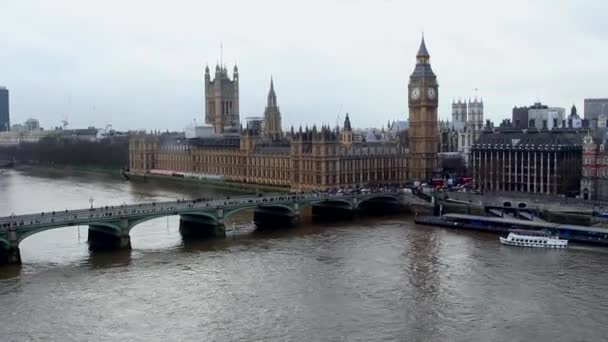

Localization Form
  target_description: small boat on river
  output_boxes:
[499,230,568,248]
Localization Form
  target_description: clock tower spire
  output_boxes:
[407,35,438,181]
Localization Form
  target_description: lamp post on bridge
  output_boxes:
[89,197,94,209]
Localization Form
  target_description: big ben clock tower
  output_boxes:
[408,36,438,181]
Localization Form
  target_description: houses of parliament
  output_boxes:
[129,37,438,190]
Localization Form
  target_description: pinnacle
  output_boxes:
[417,35,430,58]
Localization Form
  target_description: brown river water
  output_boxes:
[1,168,607,341]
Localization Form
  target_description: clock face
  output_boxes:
[410,87,421,100]
[426,88,436,100]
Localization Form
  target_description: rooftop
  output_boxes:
[189,136,240,148]
[255,145,290,155]
[474,130,583,148]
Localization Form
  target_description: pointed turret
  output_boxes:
[267,76,276,107]
[263,76,282,140]
[417,35,430,58]
[341,113,353,147]
[411,35,435,78]
[571,104,578,117]
[343,113,352,131]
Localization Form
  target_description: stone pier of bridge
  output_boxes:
[1,227,22,265]
[88,218,133,251]
[179,211,226,239]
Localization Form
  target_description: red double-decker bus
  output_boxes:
[431,178,444,188]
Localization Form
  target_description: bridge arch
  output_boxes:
[223,203,295,221]
[88,221,123,236]
[17,224,89,244]
[355,194,401,210]
[298,198,355,212]
[125,210,218,233]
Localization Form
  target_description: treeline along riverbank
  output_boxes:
[0,136,129,170]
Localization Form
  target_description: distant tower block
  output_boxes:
[204,63,239,134]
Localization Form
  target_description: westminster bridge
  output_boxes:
[0,191,425,265]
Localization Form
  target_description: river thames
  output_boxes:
[1,168,607,341]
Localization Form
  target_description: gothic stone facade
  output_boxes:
[129,126,408,191]
[129,38,443,189]
[408,37,438,181]
[471,130,582,195]
[205,64,239,134]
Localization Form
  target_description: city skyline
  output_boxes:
[1,0,607,131]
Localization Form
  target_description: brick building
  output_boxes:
[581,131,608,200]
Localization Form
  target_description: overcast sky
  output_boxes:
[1,0,607,131]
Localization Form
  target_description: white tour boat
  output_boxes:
[499,230,568,248]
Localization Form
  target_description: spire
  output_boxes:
[267,76,277,107]
[417,34,429,58]
[343,113,352,131]
[571,104,578,117]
